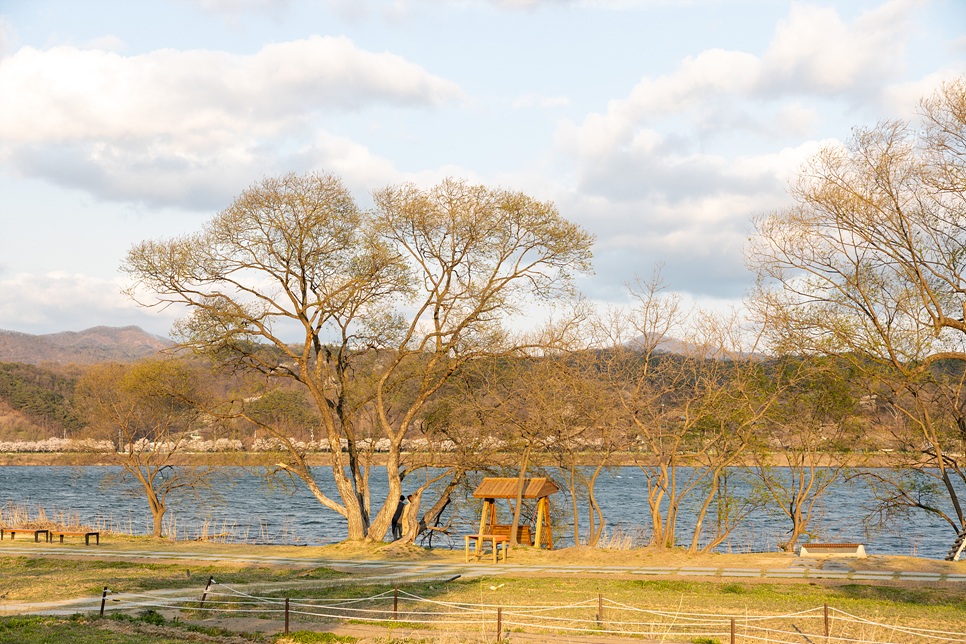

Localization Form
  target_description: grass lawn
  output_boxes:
[2,537,965,643]
[233,575,966,641]
[0,613,413,644]
[0,555,346,604]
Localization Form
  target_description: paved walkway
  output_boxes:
[2,544,964,583]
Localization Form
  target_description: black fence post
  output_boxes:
[285,597,290,635]
[394,587,398,620]
[99,587,108,616]
[199,576,213,610]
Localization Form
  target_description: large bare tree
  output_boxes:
[123,172,594,541]
[748,79,966,535]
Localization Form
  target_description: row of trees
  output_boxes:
[68,78,966,550]
[67,303,960,550]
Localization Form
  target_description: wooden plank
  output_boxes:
[476,500,489,557]
[534,498,544,549]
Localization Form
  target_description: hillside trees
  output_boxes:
[123,172,594,541]
[75,360,225,537]
[748,79,966,535]
[0,362,85,438]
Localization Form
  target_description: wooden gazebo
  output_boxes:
[471,477,559,550]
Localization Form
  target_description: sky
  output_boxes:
[0,0,964,339]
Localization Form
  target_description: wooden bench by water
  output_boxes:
[0,527,49,542]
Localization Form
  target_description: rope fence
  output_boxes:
[96,581,966,643]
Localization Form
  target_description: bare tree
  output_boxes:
[595,273,783,553]
[748,79,966,536]
[75,360,225,537]
[123,172,594,541]
[854,363,966,533]
[750,357,862,551]
[539,351,622,548]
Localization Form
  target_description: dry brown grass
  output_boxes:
[0,501,91,532]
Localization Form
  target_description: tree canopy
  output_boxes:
[123,172,595,540]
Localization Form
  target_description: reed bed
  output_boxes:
[0,501,90,533]
[0,500,314,545]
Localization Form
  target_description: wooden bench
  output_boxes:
[49,530,100,545]
[799,543,866,558]
[465,534,509,563]
[490,524,533,546]
[0,527,49,542]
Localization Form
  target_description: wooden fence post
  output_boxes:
[199,576,213,610]
[99,587,108,616]
[285,597,290,635]
[496,606,502,642]
[394,587,399,620]
[824,603,830,639]
[598,592,603,625]
[730,617,735,644]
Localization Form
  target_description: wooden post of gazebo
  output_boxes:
[470,477,559,559]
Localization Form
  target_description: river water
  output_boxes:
[0,466,960,559]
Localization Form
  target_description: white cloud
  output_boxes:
[554,49,766,163]
[558,0,920,163]
[0,272,180,335]
[759,0,915,95]
[0,36,461,143]
[0,35,461,209]
[772,102,819,137]
[6,127,403,210]
[880,68,966,118]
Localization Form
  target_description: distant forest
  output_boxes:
[0,362,85,439]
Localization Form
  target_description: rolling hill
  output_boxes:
[0,326,172,365]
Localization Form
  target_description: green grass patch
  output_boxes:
[0,613,260,644]
[280,632,358,643]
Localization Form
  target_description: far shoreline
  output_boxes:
[0,451,908,468]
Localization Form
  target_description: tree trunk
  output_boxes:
[152,507,165,538]
[510,445,532,546]
[145,489,165,538]
[780,502,804,553]
[408,468,464,542]
[366,437,404,541]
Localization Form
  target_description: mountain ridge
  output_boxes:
[0,325,172,364]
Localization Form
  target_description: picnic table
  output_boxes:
[464,533,509,563]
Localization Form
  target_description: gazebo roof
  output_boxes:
[472,477,559,499]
